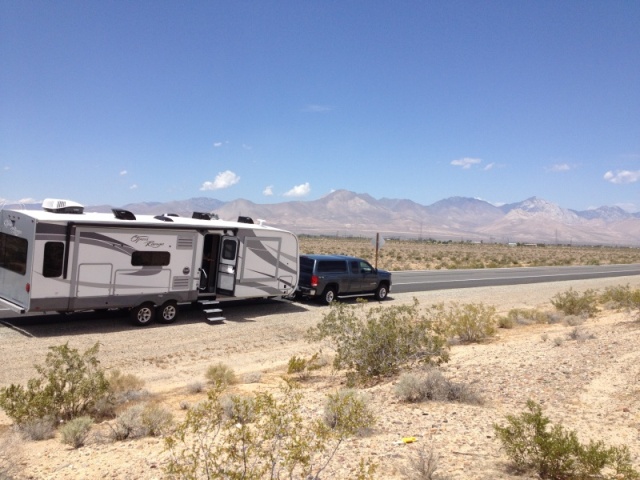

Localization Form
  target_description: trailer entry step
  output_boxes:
[207,316,226,324]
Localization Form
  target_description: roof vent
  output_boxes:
[192,212,218,220]
[237,216,254,224]
[42,198,85,214]
[112,209,136,221]
[154,215,174,222]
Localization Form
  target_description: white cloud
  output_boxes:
[213,142,223,147]
[242,144,252,150]
[548,163,571,172]
[603,170,640,184]
[283,182,311,197]
[129,184,138,190]
[451,157,481,169]
[483,162,495,171]
[263,185,274,196]
[200,170,241,191]
[120,170,128,176]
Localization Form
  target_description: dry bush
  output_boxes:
[443,302,497,343]
[17,416,56,441]
[395,369,483,405]
[205,362,237,387]
[59,416,93,448]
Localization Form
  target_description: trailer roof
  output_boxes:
[2,206,288,233]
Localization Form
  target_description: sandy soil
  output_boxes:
[1,275,640,479]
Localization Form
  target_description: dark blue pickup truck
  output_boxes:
[296,254,392,304]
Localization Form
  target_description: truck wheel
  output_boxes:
[321,286,337,305]
[374,283,389,301]
[130,302,155,326]
[157,301,179,324]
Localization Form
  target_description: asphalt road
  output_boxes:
[391,264,640,293]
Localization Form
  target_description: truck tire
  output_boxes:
[374,283,389,301]
[130,302,156,326]
[157,300,179,324]
[321,286,337,305]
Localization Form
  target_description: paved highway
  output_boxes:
[391,264,640,293]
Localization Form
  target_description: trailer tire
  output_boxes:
[157,301,179,324]
[130,302,156,326]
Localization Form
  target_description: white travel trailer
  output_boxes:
[0,199,298,325]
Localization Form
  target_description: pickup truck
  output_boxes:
[296,254,392,304]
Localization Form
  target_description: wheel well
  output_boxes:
[323,283,339,294]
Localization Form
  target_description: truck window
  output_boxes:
[43,241,65,278]
[131,251,171,267]
[0,232,28,275]
[317,260,347,273]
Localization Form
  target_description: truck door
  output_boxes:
[217,236,239,296]
[350,259,377,293]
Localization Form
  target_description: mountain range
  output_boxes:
[14,190,640,246]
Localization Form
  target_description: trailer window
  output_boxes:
[0,232,28,275]
[131,251,170,267]
[43,242,65,278]
[221,239,237,261]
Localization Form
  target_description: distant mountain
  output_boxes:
[9,191,640,245]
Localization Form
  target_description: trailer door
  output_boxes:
[217,236,238,296]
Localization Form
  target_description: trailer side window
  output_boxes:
[131,251,170,267]
[43,242,65,278]
[0,232,28,275]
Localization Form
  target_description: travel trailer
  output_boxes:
[0,199,298,325]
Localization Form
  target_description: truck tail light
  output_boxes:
[26,283,31,293]
[311,275,319,288]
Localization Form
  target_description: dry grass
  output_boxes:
[299,236,640,271]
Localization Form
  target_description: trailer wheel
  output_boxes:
[157,301,179,324]
[130,302,156,326]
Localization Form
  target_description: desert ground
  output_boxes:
[1,275,640,479]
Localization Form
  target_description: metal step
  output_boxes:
[203,308,222,315]
[199,299,220,305]
[207,316,226,324]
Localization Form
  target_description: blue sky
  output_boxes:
[1,1,639,212]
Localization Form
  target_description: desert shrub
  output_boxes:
[165,381,377,479]
[551,288,599,317]
[242,371,263,384]
[305,300,449,384]
[323,389,375,436]
[107,369,145,398]
[395,370,483,405]
[506,308,549,326]
[444,302,497,343]
[60,416,93,448]
[564,315,585,327]
[17,416,56,441]
[400,444,446,480]
[494,400,639,479]
[109,402,173,441]
[205,362,237,387]
[497,315,515,329]
[141,403,173,437]
[287,353,324,380]
[0,342,109,425]
[600,284,640,315]
[219,393,256,424]
[186,381,204,394]
[109,404,146,441]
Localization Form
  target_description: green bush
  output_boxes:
[551,288,599,317]
[600,284,640,313]
[205,362,237,387]
[305,300,449,384]
[165,380,377,479]
[0,342,109,425]
[287,353,324,380]
[494,400,639,479]
[444,302,497,343]
[323,389,375,435]
[60,416,93,448]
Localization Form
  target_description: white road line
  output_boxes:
[392,270,638,285]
